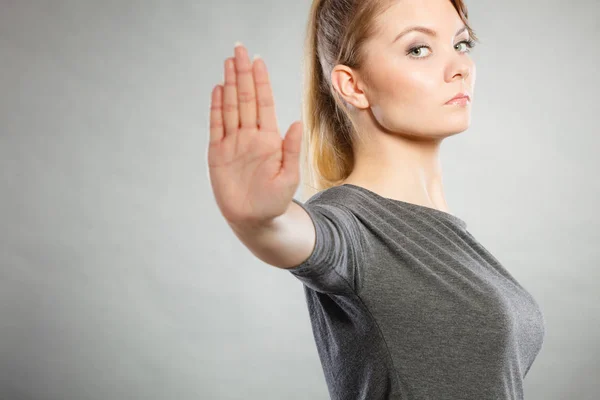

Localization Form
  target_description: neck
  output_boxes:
[342,132,450,213]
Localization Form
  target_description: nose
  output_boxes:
[446,54,472,84]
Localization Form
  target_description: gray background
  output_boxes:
[1,0,598,399]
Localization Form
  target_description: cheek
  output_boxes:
[372,61,439,109]
[370,66,440,128]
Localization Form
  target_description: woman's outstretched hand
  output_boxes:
[207,43,304,228]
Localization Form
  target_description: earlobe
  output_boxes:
[354,92,370,109]
[347,88,370,111]
[353,76,371,109]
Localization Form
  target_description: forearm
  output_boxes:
[227,201,315,269]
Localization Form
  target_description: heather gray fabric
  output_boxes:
[288,184,545,400]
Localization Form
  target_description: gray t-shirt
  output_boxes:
[287,184,545,400]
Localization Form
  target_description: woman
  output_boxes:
[207,0,545,398]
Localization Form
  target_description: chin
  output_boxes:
[443,113,471,129]
[431,118,471,138]
[447,123,471,136]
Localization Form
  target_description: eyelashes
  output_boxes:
[459,39,477,52]
[406,39,477,59]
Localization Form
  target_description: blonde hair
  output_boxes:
[299,0,478,202]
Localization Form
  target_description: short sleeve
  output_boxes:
[286,197,364,296]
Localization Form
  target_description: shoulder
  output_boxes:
[297,186,367,244]
[302,185,364,209]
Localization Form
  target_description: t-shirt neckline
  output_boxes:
[340,184,467,229]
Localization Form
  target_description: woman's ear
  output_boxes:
[331,65,370,109]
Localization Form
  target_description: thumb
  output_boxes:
[280,121,303,182]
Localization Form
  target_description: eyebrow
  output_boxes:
[392,25,468,43]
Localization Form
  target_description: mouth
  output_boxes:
[445,93,471,105]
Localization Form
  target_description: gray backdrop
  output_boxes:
[1,1,598,399]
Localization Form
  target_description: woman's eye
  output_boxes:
[456,39,476,53]
[456,42,470,52]
[408,46,431,58]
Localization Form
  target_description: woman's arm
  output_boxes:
[227,200,315,270]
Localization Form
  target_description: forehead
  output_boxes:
[376,0,464,37]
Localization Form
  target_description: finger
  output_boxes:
[223,57,239,134]
[281,121,303,182]
[209,84,224,143]
[252,56,278,133]
[234,44,257,129]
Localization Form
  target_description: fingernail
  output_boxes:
[253,54,261,61]
[234,41,243,48]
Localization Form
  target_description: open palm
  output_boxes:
[207,43,303,226]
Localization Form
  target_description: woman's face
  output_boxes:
[337,0,477,140]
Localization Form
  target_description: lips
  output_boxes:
[446,92,470,104]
